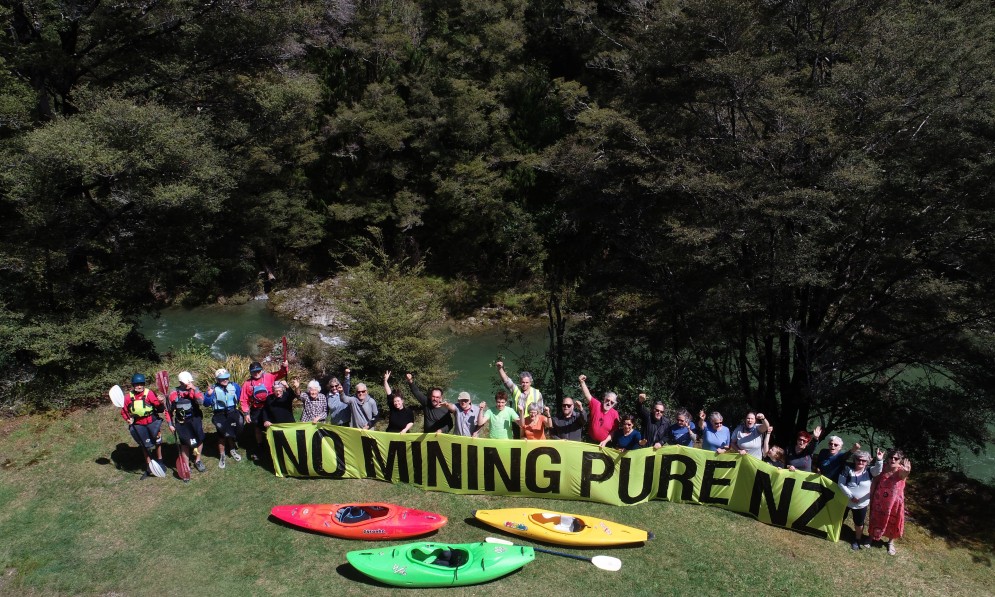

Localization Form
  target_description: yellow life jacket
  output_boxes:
[128,389,154,417]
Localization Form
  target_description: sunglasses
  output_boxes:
[653,409,665,413]
[357,390,367,394]
[857,459,869,463]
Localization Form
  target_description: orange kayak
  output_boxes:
[271,503,447,539]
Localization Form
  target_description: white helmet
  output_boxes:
[214,368,231,380]
[178,371,194,385]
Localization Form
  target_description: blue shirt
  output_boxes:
[666,422,697,446]
[614,430,642,450]
[702,425,731,451]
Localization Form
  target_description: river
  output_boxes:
[140,301,994,483]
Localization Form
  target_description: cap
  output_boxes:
[457,391,471,402]
[249,362,263,373]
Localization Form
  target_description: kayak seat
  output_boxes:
[335,506,372,524]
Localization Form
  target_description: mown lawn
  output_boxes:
[0,405,992,596]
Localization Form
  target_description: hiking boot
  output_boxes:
[195,460,207,473]
[230,449,242,462]
[219,454,226,469]
[139,471,151,481]
[850,541,859,551]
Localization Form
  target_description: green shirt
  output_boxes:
[483,407,520,440]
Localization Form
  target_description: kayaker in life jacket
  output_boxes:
[168,371,206,474]
[206,368,243,469]
[239,359,288,461]
[120,373,171,480]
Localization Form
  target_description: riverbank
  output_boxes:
[0,406,992,595]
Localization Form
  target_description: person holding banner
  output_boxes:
[550,397,586,441]
[519,403,551,440]
[729,412,770,459]
[637,394,670,449]
[665,408,698,447]
[477,392,519,439]
[447,392,481,437]
[603,414,642,452]
[300,379,328,423]
[698,410,731,453]
[786,427,823,472]
[578,374,619,444]
[325,377,351,426]
[815,435,860,481]
[401,372,453,433]
[341,376,379,430]
[869,448,911,555]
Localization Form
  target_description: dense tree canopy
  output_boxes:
[2,0,993,467]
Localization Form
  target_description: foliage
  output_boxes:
[334,228,454,389]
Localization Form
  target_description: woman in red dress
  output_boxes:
[868,448,912,555]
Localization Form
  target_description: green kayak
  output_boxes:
[346,541,535,587]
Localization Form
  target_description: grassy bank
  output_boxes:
[0,405,992,596]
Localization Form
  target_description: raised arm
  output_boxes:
[496,361,514,390]
[578,374,593,402]
[476,402,489,427]
[383,371,392,396]
[405,373,428,406]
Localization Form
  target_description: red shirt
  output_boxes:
[238,366,288,412]
[588,397,619,442]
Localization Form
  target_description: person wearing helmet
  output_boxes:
[205,368,242,469]
[239,358,288,461]
[168,371,206,475]
[120,373,170,479]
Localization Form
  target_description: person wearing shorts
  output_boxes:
[206,368,242,468]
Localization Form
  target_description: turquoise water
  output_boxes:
[140,303,993,483]
[139,300,312,358]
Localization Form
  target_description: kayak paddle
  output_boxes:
[282,335,288,362]
[109,385,125,408]
[485,537,621,571]
[156,370,188,481]
[148,457,167,478]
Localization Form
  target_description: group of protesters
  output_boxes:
[119,360,911,554]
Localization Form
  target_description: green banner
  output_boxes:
[267,423,848,540]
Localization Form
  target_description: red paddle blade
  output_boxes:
[282,336,288,361]
[155,370,169,398]
[177,453,191,480]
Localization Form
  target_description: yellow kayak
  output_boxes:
[473,508,652,547]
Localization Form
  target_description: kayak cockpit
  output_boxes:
[409,547,469,568]
[530,512,584,533]
[335,505,390,525]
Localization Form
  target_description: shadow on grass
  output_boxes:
[906,471,995,559]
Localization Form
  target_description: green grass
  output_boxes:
[0,406,992,596]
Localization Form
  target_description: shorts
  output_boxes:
[176,418,206,447]
[130,419,163,450]
[212,410,244,438]
[846,506,868,528]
